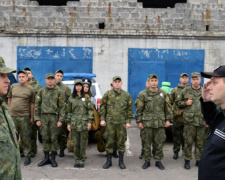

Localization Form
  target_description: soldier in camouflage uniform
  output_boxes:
[135,74,172,170]
[99,76,134,169]
[8,70,35,166]
[177,72,206,170]
[55,70,71,157]
[170,73,189,160]
[138,77,150,160]
[66,79,93,168]
[0,57,22,180]
[35,73,65,168]
[24,67,41,157]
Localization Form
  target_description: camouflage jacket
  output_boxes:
[55,82,71,104]
[28,77,41,94]
[177,86,205,126]
[34,85,65,122]
[170,84,189,123]
[0,98,22,180]
[66,95,94,131]
[99,89,134,124]
[135,88,172,128]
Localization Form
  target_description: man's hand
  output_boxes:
[202,80,212,102]
[138,122,144,129]
[36,120,41,127]
[67,125,71,132]
[88,123,91,130]
[100,120,106,127]
[57,121,62,127]
[165,121,170,128]
[126,123,131,129]
[186,98,193,106]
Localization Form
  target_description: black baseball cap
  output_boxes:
[201,65,225,79]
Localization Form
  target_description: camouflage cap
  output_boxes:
[191,72,200,78]
[55,69,63,74]
[149,74,158,79]
[113,76,122,81]
[0,57,16,74]
[180,73,188,77]
[18,70,28,75]
[74,79,83,85]
[45,73,55,79]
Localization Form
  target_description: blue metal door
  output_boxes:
[128,48,205,113]
[17,46,93,87]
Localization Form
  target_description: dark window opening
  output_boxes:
[137,0,187,8]
[206,25,209,31]
[99,22,105,30]
[30,0,79,6]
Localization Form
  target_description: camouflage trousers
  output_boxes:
[40,114,59,152]
[172,123,184,154]
[105,123,127,155]
[19,122,38,155]
[12,116,32,157]
[183,125,206,161]
[103,127,117,151]
[71,130,88,164]
[141,127,166,161]
[140,130,156,156]
[58,121,68,151]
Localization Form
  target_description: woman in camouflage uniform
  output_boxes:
[66,79,94,168]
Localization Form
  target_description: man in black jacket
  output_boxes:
[199,65,225,180]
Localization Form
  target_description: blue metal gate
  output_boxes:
[17,46,93,87]
[128,48,205,113]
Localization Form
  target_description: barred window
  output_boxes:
[137,0,187,8]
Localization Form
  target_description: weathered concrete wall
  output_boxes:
[1,0,225,92]
[1,36,224,93]
[0,0,225,38]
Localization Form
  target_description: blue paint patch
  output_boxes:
[128,48,205,113]
[17,46,93,87]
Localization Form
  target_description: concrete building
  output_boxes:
[0,0,224,101]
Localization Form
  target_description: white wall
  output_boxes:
[0,36,224,93]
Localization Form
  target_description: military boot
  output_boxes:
[112,151,119,158]
[118,153,126,169]
[184,160,190,170]
[155,161,165,170]
[142,161,150,169]
[103,154,112,169]
[173,153,178,160]
[38,151,51,167]
[139,151,144,159]
[51,151,58,167]
[24,157,31,166]
[59,149,65,157]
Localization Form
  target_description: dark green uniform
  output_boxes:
[136,88,172,162]
[28,77,41,155]
[34,85,65,152]
[177,86,206,161]
[170,85,189,154]
[0,98,22,180]
[66,95,93,165]
[99,89,134,155]
[56,82,71,152]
